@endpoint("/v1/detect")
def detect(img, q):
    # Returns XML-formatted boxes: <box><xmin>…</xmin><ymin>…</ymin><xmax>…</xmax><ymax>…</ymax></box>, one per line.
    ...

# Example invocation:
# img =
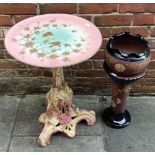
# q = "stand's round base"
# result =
<box><xmin>103</xmin><ymin>107</ymin><xmax>131</xmax><ymax>129</ymax></box>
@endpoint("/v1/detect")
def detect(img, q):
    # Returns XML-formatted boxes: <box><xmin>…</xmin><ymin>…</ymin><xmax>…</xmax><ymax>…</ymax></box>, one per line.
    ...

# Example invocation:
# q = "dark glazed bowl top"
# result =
<box><xmin>106</xmin><ymin>32</ymin><xmax>150</xmax><ymax>61</ymax></box>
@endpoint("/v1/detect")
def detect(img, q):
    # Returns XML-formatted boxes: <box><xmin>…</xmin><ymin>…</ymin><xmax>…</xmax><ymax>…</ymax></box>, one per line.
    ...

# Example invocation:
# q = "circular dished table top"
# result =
<box><xmin>5</xmin><ymin>14</ymin><xmax>102</xmax><ymax>68</ymax></box>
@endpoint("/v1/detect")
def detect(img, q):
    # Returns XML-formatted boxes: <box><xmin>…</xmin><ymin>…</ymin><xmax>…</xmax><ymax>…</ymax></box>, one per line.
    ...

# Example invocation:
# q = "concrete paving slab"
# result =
<box><xmin>0</xmin><ymin>96</ymin><xmax>20</xmax><ymax>151</ymax></box>
<box><xmin>74</xmin><ymin>95</ymin><xmax>105</xmax><ymax>136</ymax></box>
<box><xmin>9</xmin><ymin>135</ymin><xmax>105</xmax><ymax>152</ymax></box>
<box><xmin>104</xmin><ymin>97</ymin><xmax>155</xmax><ymax>152</ymax></box>
<box><xmin>13</xmin><ymin>95</ymin><xmax>45</xmax><ymax>136</ymax></box>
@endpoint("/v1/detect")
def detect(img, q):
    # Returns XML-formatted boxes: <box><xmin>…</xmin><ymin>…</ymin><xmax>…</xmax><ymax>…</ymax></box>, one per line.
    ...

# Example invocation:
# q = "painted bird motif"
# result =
<box><xmin>43</xmin><ymin>32</ymin><xmax>54</xmax><ymax>37</ymax></box>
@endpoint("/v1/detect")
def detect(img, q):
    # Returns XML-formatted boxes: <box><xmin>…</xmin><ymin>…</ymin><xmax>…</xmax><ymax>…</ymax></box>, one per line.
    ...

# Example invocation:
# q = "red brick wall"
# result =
<box><xmin>0</xmin><ymin>3</ymin><xmax>155</xmax><ymax>95</ymax></box>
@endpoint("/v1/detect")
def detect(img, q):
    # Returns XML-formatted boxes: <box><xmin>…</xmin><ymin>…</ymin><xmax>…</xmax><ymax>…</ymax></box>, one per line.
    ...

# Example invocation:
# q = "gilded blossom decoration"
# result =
<box><xmin>14</xmin><ymin>18</ymin><xmax>90</xmax><ymax>62</ymax></box>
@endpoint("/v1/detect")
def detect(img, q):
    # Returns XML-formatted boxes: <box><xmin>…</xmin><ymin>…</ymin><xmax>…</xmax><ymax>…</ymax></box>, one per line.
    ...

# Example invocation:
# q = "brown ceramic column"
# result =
<box><xmin>111</xmin><ymin>82</ymin><xmax>131</xmax><ymax>113</ymax></box>
<box><xmin>103</xmin><ymin>80</ymin><xmax>131</xmax><ymax>129</ymax></box>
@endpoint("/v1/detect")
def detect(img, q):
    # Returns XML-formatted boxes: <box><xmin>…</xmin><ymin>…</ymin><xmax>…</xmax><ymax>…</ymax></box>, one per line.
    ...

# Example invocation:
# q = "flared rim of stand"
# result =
<box><xmin>106</xmin><ymin>32</ymin><xmax>150</xmax><ymax>62</ymax></box>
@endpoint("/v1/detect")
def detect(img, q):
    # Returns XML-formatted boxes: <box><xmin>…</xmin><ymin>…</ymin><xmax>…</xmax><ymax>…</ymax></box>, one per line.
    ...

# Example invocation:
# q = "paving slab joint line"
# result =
<box><xmin>6</xmin><ymin>97</ymin><xmax>21</xmax><ymax>152</ymax></box>
<box><xmin>11</xmin><ymin>135</ymin><xmax>106</xmax><ymax>151</ymax></box>
<box><xmin>100</xmin><ymin>125</ymin><xmax>107</xmax><ymax>152</ymax></box>
<box><xmin>100</xmin><ymin>135</ymin><xmax>107</xmax><ymax>151</ymax></box>
<box><xmin>103</xmin><ymin>135</ymin><xmax>109</xmax><ymax>152</ymax></box>
<box><xmin>13</xmin><ymin>133</ymin><xmax>104</xmax><ymax>138</ymax></box>
<box><xmin>13</xmin><ymin>135</ymin><xmax>39</xmax><ymax>138</ymax></box>
<box><xmin>18</xmin><ymin>94</ymin><xmax>26</xmax><ymax>99</ymax></box>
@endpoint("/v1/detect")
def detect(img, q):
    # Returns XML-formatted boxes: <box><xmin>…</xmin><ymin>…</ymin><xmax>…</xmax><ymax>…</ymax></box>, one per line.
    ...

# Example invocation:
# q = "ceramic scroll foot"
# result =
<box><xmin>38</xmin><ymin>105</ymin><xmax>96</xmax><ymax>147</ymax></box>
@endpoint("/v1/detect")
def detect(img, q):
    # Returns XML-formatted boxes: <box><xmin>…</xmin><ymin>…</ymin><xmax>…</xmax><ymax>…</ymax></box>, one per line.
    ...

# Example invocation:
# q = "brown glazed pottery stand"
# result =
<box><xmin>103</xmin><ymin>32</ymin><xmax>151</xmax><ymax>129</ymax></box>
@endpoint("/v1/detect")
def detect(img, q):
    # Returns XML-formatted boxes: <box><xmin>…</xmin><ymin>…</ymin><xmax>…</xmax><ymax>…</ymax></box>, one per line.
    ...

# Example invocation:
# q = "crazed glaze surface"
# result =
<box><xmin>5</xmin><ymin>14</ymin><xmax>102</xmax><ymax>68</ymax></box>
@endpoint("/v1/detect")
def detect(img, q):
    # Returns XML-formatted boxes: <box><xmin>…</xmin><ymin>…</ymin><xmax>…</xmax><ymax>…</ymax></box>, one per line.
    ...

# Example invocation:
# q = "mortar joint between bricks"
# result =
<box><xmin>92</xmin><ymin>60</ymin><xmax>95</xmax><ymax>69</ymax></box>
<box><xmin>147</xmin><ymin>26</ymin><xmax>152</xmax><ymax>39</ymax></box>
<box><xmin>150</xmin><ymin>49</ymin><xmax>155</xmax><ymax>51</ymax></box>
<box><xmin>77</xmin><ymin>13</ymin><xmax>133</xmax><ymax>17</ymax></box>
<box><xmin>91</xmin><ymin>15</ymin><xmax>95</xmax><ymax>23</ymax></box>
<box><xmin>150</xmin><ymin>26</ymin><xmax>155</xmax><ymax>28</ymax></box>
<box><xmin>129</xmin><ymin>14</ymin><xmax>134</xmax><ymax>27</ymax></box>
<box><xmin>36</xmin><ymin>3</ymin><xmax>40</xmax><ymax>15</ymax></box>
<box><xmin>143</xmin><ymin>12</ymin><xmax>154</xmax><ymax>15</ymax></box>
<box><xmin>76</xmin><ymin>3</ymin><xmax>79</xmax><ymax>14</ymax></box>
<box><xmin>0</xmin><ymin>26</ymin><xmax>11</xmax><ymax>29</ymax></box>
<box><xmin>149</xmin><ymin>37</ymin><xmax>155</xmax><ymax>40</ymax></box>
<box><xmin>117</xmin><ymin>3</ymin><xmax>120</xmax><ymax>13</ymax></box>
<box><xmin>0</xmin><ymin>29</ymin><xmax>4</xmax><ymax>38</ymax></box>
<box><xmin>98</xmin><ymin>25</ymin><xmax>149</xmax><ymax>29</ymax></box>
<box><xmin>73</xmin><ymin>69</ymin><xmax>76</xmax><ymax>77</ymax></box>
<box><xmin>11</xmin><ymin>15</ymin><xmax>16</xmax><ymax>25</ymax></box>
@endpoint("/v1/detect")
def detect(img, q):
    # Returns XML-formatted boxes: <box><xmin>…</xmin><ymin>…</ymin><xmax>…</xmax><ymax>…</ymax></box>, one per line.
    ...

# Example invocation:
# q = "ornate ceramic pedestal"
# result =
<box><xmin>103</xmin><ymin>32</ymin><xmax>151</xmax><ymax>129</ymax></box>
<box><xmin>38</xmin><ymin>67</ymin><xmax>95</xmax><ymax>146</ymax></box>
<box><xmin>5</xmin><ymin>14</ymin><xmax>102</xmax><ymax>146</ymax></box>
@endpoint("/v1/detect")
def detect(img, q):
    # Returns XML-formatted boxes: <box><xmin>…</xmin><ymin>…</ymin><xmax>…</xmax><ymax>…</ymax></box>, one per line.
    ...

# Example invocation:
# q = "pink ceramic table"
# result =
<box><xmin>5</xmin><ymin>14</ymin><xmax>102</xmax><ymax>147</ymax></box>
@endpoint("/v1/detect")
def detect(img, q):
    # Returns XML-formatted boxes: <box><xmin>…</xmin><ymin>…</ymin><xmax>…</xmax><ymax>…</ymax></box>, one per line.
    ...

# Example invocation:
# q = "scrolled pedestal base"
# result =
<box><xmin>38</xmin><ymin>104</ymin><xmax>95</xmax><ymax>147</ymax></box>
<box><xmin>38</xmin><ymin>68</ymin><xmax>96</xmax><ymax>147</ymax></box>
<box><xmin>103</xmin><ymin>107</ymin><xmax>131</xmax><ymax>129</ymax></box>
